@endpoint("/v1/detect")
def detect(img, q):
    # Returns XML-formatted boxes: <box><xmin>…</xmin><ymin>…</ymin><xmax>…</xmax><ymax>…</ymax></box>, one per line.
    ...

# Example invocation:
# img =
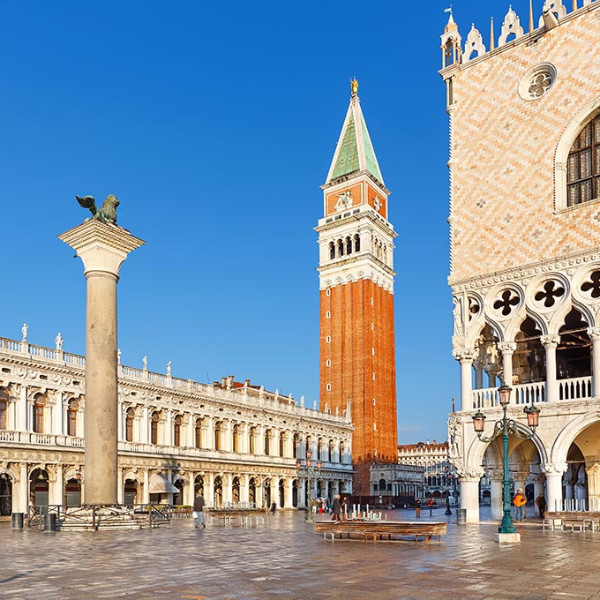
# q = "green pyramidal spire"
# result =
<box><xmin>326</xmin><ymin>79</ymin><xmax>384</xmax><ymax>186</ymax></box>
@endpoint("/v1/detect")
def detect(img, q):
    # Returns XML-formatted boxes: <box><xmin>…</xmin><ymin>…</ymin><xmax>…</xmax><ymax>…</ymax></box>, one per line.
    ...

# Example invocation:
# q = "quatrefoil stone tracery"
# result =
<box><xmin>493</xmin><ymin>290</ymin><xmax>520</xmax><ymax>316</ymax></box>
<box><xmin>581</xmin><ymin>271</ymin><xmax>600</xmax><ymax>299</ymax></box>
<box><xmin>534</xmin><ymin>280</ymin><xmax>565</xmax><ymax>307</ymax></box>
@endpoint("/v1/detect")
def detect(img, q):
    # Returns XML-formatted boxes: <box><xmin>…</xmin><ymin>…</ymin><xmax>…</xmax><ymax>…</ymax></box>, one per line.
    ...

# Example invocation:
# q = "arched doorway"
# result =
<box><xmin>173</xmin><ymin>478</ymin><xmax>184</xmax><ymax>506</ymax></box>
<box><xmin>278</xmin><ymin>479</ymin><xmax>284</xmax><ymax>508</ymax></box>
<box><xmin>65</xmin><ymin>478</ymin><xmax>82</xmax><ymax>507</ymax></box>
<box><xmin>292</xmin><ymin>479</ymin><xmax>298</xmax><ymax>507</ymax></box>
<box><xmin>30</xmin><ymin>468</ymin><xmax>49</xmax><ymax>507</ymax></box>
<box><xmin>248</xmin><ymin>478</ymin><xmax>256</xmax><ymax>507</ymax></box>
<box><xmin>194</xmin><ymin>475</ymin><xmax>204</xmax><ymax>498</ymax></box>
<box><xmin>123</xmin><ymin>479</ymin><xmax>138</xmax><ymax>506</ymax></box>
<box><xmin>263</xmin><ymin>479</ymin><xmax>271</xmax><ymax>508</ymax></box>
<box><xmin>0</xmin><ymin>472</ymin><xmax>12</xmax><ymax>515</ymax></box>
<box><xmin>232</xmin><ymin>477</ymin><xmax>240</xmax><ymax>504</ymax></box>
<box><xmin>214</xmin><ymin>476</ymin><xmax>223</xmax><ymax>508</ymax></box>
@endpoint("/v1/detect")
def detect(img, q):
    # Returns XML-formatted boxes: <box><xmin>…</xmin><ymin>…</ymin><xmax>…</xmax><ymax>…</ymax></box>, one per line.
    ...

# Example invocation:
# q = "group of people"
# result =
<box><xmin>512</xmin><ymin>489</ymin><xmax>547</xmax><ymax>521</ymax></box>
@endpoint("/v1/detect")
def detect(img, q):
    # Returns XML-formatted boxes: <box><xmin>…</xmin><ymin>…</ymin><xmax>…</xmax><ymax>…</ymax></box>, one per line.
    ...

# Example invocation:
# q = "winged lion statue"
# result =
<box><xmin>76</xmin><ymin>194</ymin><xmax>120</xmax><ymax>225</ymax></box>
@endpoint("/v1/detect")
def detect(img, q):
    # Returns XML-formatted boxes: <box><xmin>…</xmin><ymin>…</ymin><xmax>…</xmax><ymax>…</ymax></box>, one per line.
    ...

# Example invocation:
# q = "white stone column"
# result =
<box><xmin>256</xmin><ymin>479</ymin><xmax>264</xmax><ymax>508</ymax></box>
<box><xmin>142</xmin><ymin>469</ymin><xmax>150</xmax><ymax>504</ymax></box>
<box><xmin>223</xmin><ymin>420</ymin><xmax>233</xmax><ymax>453</ymax></box>
<box><xmin>53</xmin><ymin>392</ymin><xmax>64</xmax><ymax>435</ymax></box>
<box><xmin>140</xmin><ymin>406</ymin><xmax>149</xmax><ymax>444</ymax></box>
<box><xmin>186</xmin><ymin>414</ymin><xmax>195</xmax><ymax>448</ymax></box>
<box><xmin>240</xmin><ymin>475</ymin><xmax>249</xmax><ymax>504</ymax></box>
<box><xmin>453</xmin><ymin>349</ymin><xmax>476</xmax><ymax>412</ymax></box>
<box><xmin>299</xmin><ymin>478</ymin><xmax>306</xmax><ymax>508</ymax></box>
<box><xmin>51</xmin><ymin>465</ymin><xmax>64</xmax><ymax>507</ymax></box>
<box><xmin>490</xmin><ymin>475</ymin><xmax>503</xmax><ymax>520</ymax></box>
<box><xmin>184</xmin><ymin>472</ymin><xmax>195</xmax><ymax>506</ymax></box>
<box><xmin>117</xmin><ymin>468</ymin><xmax>124</xmax><ymax>504</ymax></box>
<box><xmin>544</xmin><ymin>463</ymin><xmax>567</xmax><ymax>512</ymax></box>
<box><xmin>223</xmin><ymin>473</ymin><xmax>232</xmax><ymax>506</ymax></box>
<box><xmin>207</xmin><ymin>473</ymin><xmax>215</xmax><ymax>508</ymax></box>
<box><xmin>164</xmin><ymin>410</ymin><xmax>173</xmax><ymax>447</ymax></box>
<box><xmin>17</xmin><ymin>385</ymin><xmax>27</xmax><ymax>431</ymax></box>
<box><xmin>498</xmin><ymin>342</ymin><xmax>517</xmax><ymax>390</ymax></box>
<box><xmin>541</xmin><ymin>334</ymin><xmax>560</xmax><ymax>403</ymax></box>
<box><xmin>586</xmin><ymin>464</ymin><xmax>600</xmax><ymax>510</ymax></box>
<box><xmin>270</xmin><ymin>478</ymin><xmax>278</xmax><ymax>508</ymax></box>
<box><xmin>458</xmin><ymin>469</ymin><xmax>484</xmax><ymax>523</ymax></box>
<box><xmin>588</xmin><ymin>328</ymin><xmax>600</xmax><ymax>398</ymax></box>
<box><xmin>205</xmin><ymin>417</ymin><xmax>215</xmax><ymax>450</ymax></box>
<box><xmin>284</xmin><ymin>477</ymin><xmax>293</xmax><ymax>508</ymax></box>
<box><xmin>18</xmin><ymin>463</ymin><xmax>29</xmax><ymax>513</ymax></box>
<box><xmin>59</xmin><ymin>220</ymin><xmax>144</xmax><ymax>505</ymax></box>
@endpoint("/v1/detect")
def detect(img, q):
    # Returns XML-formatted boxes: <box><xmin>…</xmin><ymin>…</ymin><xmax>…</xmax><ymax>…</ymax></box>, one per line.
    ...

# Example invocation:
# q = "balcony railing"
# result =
<box><xmin>471</xmin><ymin>376</ymin><xmax>592</xmax><ymax>410</ymax></box>
<box><xmin>0</xmin><ymin>431</ymin><xmax>85</xmax><ymax>447</ymax></box>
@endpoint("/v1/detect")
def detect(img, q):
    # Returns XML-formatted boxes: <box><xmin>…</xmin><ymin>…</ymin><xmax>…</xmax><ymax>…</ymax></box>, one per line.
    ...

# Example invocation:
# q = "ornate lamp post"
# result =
<box><xmin>472</xmin><ymin>383</ymin><xmax>540</xmax><ymax>542</ymax></box>
<box><xmin>296</xmin><ymin>450</ymin><xmax>322</xmax><ymax>523</ymax></box>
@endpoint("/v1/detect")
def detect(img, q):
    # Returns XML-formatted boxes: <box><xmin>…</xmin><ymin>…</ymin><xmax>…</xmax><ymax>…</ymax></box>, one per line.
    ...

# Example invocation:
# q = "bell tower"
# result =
<box><xmin>316</xmin><ymin>80</ymin><xmax>398</xmax><ymax>493</ymax></box>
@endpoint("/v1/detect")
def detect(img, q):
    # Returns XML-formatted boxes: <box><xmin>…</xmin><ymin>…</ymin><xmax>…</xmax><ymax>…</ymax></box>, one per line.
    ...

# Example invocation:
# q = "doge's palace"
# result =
<box><xmin>0</xmin><ymin>332</ymin><xmax>353</xmax><ymax>516</ymax></box>
<box><xmin>442</xmin><ymin>1</ymin><xmax>600</xmax><ymax>522</ymax></box>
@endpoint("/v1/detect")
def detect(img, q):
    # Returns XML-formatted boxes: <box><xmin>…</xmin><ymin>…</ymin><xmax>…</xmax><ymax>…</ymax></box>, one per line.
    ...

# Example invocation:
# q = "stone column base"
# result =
<box><xmin>496</xmin><ymin>532</ymin><xmax>521</xmax><ymax>544</ymax></box>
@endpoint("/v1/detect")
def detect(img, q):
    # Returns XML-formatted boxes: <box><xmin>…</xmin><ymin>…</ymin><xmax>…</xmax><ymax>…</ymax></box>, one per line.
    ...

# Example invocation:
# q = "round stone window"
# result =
<box><xmin>518</xmin><ymin>63</ymin><xmax>557</xmax><ymax>101</ymax></box>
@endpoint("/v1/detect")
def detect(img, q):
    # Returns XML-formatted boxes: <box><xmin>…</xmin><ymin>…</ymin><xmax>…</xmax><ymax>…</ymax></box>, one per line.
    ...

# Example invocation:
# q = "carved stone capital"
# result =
<box><xmin>456</xmin><ymin>467</ymin><xmax>484</xmax><ymax>480</ymax></box>
<box><xmin>497</xmin><ymin>342</ymin><xmax>517</xmax><ymax>354</ymax></box>
<box><xmin>542</xmin><ymin>462</ymin><xmax>568</xmax><ymax>475</ymax></box>
<box><xmin>453</xmin><ymin>348</ymin><xmax>477</xmax><ymax>363</ymax></box>
<box><xmin>541</xmin><ymin>334</ymin><xmax>561</xmax><ymax>349</ymax></box>
<box><xmin>587</xmin><ymin>327</ymin><xmax>600</xmax><ymax>342</ymax></box>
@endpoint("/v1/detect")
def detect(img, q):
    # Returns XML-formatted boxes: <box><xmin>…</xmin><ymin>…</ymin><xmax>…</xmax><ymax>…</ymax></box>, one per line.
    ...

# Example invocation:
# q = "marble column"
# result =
<box><xmin>544</xmin><ymin>463</ymin><xmax>567</xmax><ymax>513</ymax></box>
<box><xmin>490</xmin><ymin>475</ymin><xmax>503</xmax><ymax>520</ymax></box>
<box><xmin>207</xmin><ymin>473</ymin><xmax>215</xmax><ymax>508</ymax></box>
<box><xmin>458</xmin><ymin>469</ymin><xmax>484</xmax><ymax>523</ymax></box>
<box><xmin>240</xmin><ymin>475</ymin><xmax>249</xmax><ymax>504</ymax></box>
<box><xmin>586</xmin><ymin>463</ymin><xmax>600</xmax><ymax>511</ymax></box>
<box><xmin>453</xmin><ymin>349</ymin><xmax>476</xmax><ymax>412</ymax></box>
<box><xmin>117</xmin><ymin>468</ymin><xmax>124</xmax><ymax>504</ymax></box>
<box><xmin>498</xmin><ymin>342</ymin><xmax>517</xmax><ymax>389</ymax></box>
<box><xmin>541</xmin><ymin>334</ymin><xmax>560</xmax><ymax>403</ymax></box>
<box><xmin>588</xmin><ymin>328</ymin><xmax>600</xmax><ymax>398</ymax></box>
<box><xmin>51</xmin><ymin>465</ymin><xmax>64</xmax><ymax>507</ymax></box>
<box><xmin>59</xmin><ymin>220</ymin><xmax>144</xmax><ymax>505</ymax></box>
<box><xmin>18</xmin><ymin>463</ymin><xmax>28</xmax><ymax>513</ymax></box>
<box><xmin>284</xmin><ymin>477</ymin><xmax>293</xmax><ymax>508</ymax></box>
<box><xmin>142</xmin><ymin>469</ymin><xmax>150</xmax><ymax>504</ymax></box>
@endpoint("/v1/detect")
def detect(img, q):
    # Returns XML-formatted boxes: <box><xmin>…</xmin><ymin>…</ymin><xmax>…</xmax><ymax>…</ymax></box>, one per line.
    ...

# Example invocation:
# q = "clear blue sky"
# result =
<box><xmin>0</xmin><ymin>1</ymin><xmax>536</xmax><ymax>442</ymax></box>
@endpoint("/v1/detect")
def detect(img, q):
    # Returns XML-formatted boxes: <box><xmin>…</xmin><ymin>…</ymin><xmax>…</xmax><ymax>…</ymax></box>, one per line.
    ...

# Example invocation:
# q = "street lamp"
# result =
<box><xmin>296</xmin><ymin>450</ymin><xmax>322</xmax><ymax>523</ymax></box>
<box><xmin>472</xmin><ymin>383</ymin><xmax>540</xmax><ymax>540</ymax></box>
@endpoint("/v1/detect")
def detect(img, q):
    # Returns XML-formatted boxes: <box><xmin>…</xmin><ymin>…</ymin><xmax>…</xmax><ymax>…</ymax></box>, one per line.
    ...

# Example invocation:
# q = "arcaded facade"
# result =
<box><xmin>443</xmin><ymin>1</ymin><xmax>600</xmax><ymax>522</ymax></box>
<box><xmin>0</xmin><ymin>333</ymin><xmax>353</xmax><ymax>516</ymax></box>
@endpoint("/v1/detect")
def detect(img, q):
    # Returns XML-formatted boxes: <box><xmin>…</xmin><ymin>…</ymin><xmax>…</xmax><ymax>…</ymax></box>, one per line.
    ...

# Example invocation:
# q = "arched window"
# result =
<box><xmin>306</xmin><ymin>436</ymin><xmax>312</xmax><ymax>458</ymax></box>
<box><xmin>279</xmin><ymin>432</ymin><xmax>285</xmax><ymax>457</ymax></box>
<box><xmin>249</xmin><ymin>426</ymin><xmax>256</xmax><ymax>454</ymax></box>
<box><xmin>0</xmin><ymin>388</ymin><xmax>8</xmax><ymax>430</ymax></box>
<box><xmin>337</xmin><ymin>239</ymin><xmax>343</xmax><ymax>257</ymax></box>
<box><xmin>214</xmin><ymin>421</ymin><xmax>222</xmax><ymax>451</ymax></box>
<box><xmin>126</xmin><ymin>408</ymin><xmax>135</xmax><ymax>442</ymax></box>
<box><xmin>317</xmin><ymin>437</ymin><xmax>324</xmax><ymax>461</ymax></box>
<box><xmin>293</xmin><ymin>433</ymin><xmax>299</xmax><ymax>459</ymax></box>
<box><xmin>339</xmin><ymin>441</ymin><xmax>345</xmax><ymax>463</ymax></box>
<box><xmin>33</xmin><ymin>394</ymin><xmax>46</xmax><ymax>434</ymax></box>
<box><xmin>354</xmin><ymin>234</ymin><xmax>360</xmax><ymax>253</ymax></box>
<box><xmin>195</xmin><ymin>418</ymin><xmax>203</xmax><ymax>448</ymax></box>
<box><xmin>329</xmin><ymin>439</ymin><xmax>334</xmax><ymax>462</ymax></box>
<box><xmin>265</xmin><ymin>429</ymin><xmax>271</xmax><ymax>455</ymax></box>
<box><xmin>329</xmin><ymin>242</ymin><xmax>335</xmax><ymax>260</ymax></box>
<box><xmin>567</xmin><ymin>113</ymin><xmax>600</xmax><ymax>207</ymax></box>
<box><xmin>233</xmin><ymin>423</ymin><xmax>240</xmax><ymax>453</ymax></box>
<box><xmin>173</xmin><ymin>415</ymin><xmax>182</xmax><ymax>447</ymax></box>
<box><xmin>67</xmin><ymin>400</ymin><xmax>78</xmax><ymax>437</ymax></box>
<box><xmin>345</xmin><ymin>236</ymin><xmax>352</xmax><ymax>255</ymax></box>
<box><xmin>151</xmin><ymin>411</ymin><xmax>160</xmax><ymax>445</ymax></box>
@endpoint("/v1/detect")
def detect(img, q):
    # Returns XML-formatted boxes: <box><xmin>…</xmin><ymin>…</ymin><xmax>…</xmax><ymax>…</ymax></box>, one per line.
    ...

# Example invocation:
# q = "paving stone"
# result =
<box><xmin>1</xmin><ymin>510</ymin><xmax>600</xmax><ymax>599</ymax></box>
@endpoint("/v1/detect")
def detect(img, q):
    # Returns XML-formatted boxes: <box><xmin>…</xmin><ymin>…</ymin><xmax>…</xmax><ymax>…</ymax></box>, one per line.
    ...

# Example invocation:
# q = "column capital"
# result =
<box><xmin>542</xmin><ymin>462</ymin><xmax>568</xmax><ymax>475</ymax></box>
<box><xmin>59</xmin><ymin>220</ymin><xmax>145</xmax><ymax>278</ymax></box>
<box><xmin>541</xmin><ymin>334</ymin><xmax>561</xmax><ymax>349</ymax></box>
<box><xmin>497</xmin><ymin>342</ymin><xmax>517</xmax><ymax>354</ymax></box>
<box><xmin>456</xmin><ymin>467</ymin><xmax>484</xmax><ymax>481</ymax></box>
<box><xmin>588</xmin><ymin>327</ymin><xmax>600</xmax><ymax>342</ymax></box>
<box><xmin>453</xmin><ymin>348</ymin><xmax>477</xmax><ymax>362</ymax></box>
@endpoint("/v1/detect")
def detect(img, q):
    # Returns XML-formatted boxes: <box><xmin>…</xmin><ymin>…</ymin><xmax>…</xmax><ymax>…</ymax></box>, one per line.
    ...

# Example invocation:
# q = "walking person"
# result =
<box><xmin>535</xmin><ymin>493</ymin><xmax>547</xmax><ymax>519</ymax></box>
<box><xmin>513</xmin><ymin>488</ymin><xmax>527</xmax><ymax>522</ymax></box>
<box><xmin>415</xmin><ymin>498</ymin><xmax>421</xmax><ymax>518</ymax></box>
<box><xmin>332</xmin><ymin>494</ymin><xmax>342</xmax><ymax>521</ymax></box>
<box><xmin>193</xmin><ymin>492</ymin><xmax>206</xmax><ymax>528</ymax></box>
<box><xmin>427</xmin><ymin>497</ymin><xmax>434</xmax><ymax>517</ymax></box>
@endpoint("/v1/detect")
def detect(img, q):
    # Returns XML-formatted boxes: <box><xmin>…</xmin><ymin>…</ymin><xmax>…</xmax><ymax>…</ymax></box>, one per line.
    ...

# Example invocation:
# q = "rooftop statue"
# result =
<box><xmin>350</xmin><ymin>78</ymin><xmax>359</xmax><ymax>96</ymax></box>
<box><xmin>76</xmin><ymin>194</ymin><xmax>120</xmax><ymax>225</ymax></box>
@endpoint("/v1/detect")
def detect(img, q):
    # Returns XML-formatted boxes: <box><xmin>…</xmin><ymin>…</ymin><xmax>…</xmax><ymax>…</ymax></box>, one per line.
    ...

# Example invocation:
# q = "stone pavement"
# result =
<box><xmin>1</xmin><ymin>508</ymin><xmax>600</xmax><ymax>600</ymax></box>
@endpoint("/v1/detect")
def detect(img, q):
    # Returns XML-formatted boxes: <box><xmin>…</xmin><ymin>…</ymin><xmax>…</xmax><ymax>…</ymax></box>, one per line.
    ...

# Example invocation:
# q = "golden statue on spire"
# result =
<box><xmin>350</xmin><ymin>78</ymin><xmax>359</xmax><ymax>96</ymax></box>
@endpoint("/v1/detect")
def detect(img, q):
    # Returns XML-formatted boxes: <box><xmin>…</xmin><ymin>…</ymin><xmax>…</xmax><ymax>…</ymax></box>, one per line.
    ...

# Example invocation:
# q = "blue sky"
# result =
<box><xmin>0</xmin><ymin>1</ymin><xmax>539</xmax><ymax>442</ymax></box>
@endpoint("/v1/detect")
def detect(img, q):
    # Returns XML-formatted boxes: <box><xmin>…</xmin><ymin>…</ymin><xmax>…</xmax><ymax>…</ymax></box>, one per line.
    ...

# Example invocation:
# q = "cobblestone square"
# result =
<box><xmin>2</xmin><ymin>510</ymin><xmax>600</xmax><ymax>600</ymax></box>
